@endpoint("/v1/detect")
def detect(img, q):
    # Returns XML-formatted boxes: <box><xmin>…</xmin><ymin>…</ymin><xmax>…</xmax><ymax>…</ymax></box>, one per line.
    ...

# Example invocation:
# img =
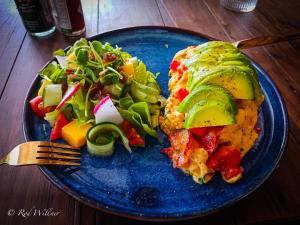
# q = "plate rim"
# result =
<box><xmin>22</xmin><ymin>25</ymin><xmax>289</xmax><ymax>221</ymax></box>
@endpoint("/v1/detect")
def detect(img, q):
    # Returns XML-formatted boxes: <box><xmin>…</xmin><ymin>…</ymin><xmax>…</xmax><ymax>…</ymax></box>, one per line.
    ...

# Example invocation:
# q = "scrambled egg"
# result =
<box><xmin>160</xmin><ymin>47</ymin><xmax>195</xmax><ymax>134</ymax></box>
<box><xmin>181</xmin><ymin>148</ymin><xmax>213</xmax><ymax>184</ymax></box>
<box><xmin>219</xmin><ymin>98</ymin><xmax>263</xmax><ymax>156</ymax></box>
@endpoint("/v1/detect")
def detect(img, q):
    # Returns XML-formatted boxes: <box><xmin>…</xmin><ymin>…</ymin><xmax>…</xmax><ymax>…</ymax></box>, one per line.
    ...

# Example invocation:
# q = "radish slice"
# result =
<box><xmin>56</xmin><ymin>83</ymin><xmax>81</xmax><ymax>110</ymax></box>
<box><xmin>94</xmin><ymin>96</ymin><xmax>124</xmax><ymax>125</ymax></box>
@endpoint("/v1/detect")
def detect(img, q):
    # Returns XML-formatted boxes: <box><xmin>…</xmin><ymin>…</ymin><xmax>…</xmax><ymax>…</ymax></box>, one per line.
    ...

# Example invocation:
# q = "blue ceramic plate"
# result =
<box><xmin>23</xmin><ymin>27</ymin><xmax>288</xmax><ymax>220</ymax></box>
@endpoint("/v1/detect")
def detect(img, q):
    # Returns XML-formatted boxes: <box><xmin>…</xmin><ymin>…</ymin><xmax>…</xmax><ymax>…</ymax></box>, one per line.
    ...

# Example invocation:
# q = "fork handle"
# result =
<box><xmin>233</xmin><ymin>33</ymin><xmax>300</xmax><ymax>49</ymax></box>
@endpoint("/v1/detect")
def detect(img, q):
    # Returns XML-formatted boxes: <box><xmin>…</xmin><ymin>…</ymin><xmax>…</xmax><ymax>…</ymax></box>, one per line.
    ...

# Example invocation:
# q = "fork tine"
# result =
<box><xmin>36</xmin><ymin>153</ymin><xmax>81</xmax><ymax>160</ymax></box>
<box><xmin>36</xmin><ymin>159</ymin><xmax>81</xmax><ymax>166</ymax></box>
<box><xmin>37</xmin><ymin>141</ymin><xmax>80</xmax><ymax>150</ymax></box>
<box><xmin>38</xmin><ymin>147</ymin><xmax>81</xmax><ymax>155</ymax></box>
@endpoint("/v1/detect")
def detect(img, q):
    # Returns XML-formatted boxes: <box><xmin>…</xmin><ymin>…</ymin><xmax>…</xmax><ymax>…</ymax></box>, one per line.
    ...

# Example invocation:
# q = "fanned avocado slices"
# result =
<box><xmin>184</xmin><ymin>41</ymin><xmax>262</xmax><ymax>100</ymax></box>
<box><xmin>177</xmin><ymin>84</ymin><xmax>237</xmax><ymax>114</ymax></box>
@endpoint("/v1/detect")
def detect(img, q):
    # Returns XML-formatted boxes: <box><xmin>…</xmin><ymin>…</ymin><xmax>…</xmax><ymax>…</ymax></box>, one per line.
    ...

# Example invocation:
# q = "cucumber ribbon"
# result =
<box><xmin>86</xmin><ymin>122</ymin><xmax>131</xmax><ymax>156</ymax></box>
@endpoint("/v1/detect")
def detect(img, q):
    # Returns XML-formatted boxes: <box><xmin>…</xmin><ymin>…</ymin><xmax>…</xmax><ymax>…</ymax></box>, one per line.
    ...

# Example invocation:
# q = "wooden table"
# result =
<box><xmin>0</xmin><ymin>0</ymin><xmax>299</xmax><ymax>224</ymax></box>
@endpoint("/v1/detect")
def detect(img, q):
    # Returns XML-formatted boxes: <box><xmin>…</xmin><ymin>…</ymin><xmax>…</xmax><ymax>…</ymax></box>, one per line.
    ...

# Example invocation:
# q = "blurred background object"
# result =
<box><xmin>220</xmin><ymin>0</ymin><xmax>258</xmax><ymax>12</ymax></box>
<box><xmin>14</xmin><ymin>0</ymin><xmax>55</xmax><ymax>37</ymax></box>
<box><xmin>50</xmin><ymin>0</ymin><xmax>86</xmax><ymax>36</ymax></box>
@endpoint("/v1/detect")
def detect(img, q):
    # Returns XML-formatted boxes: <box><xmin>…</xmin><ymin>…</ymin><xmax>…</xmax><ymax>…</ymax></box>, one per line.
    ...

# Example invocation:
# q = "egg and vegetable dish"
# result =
<box><xmin>29</xmin><ymin>39</ymin><xmax>263</xmax><ymax>184</ymax></box>
<box><xmin>159</xmin><ymin>41</ymin><xmax>264</xmax><ymax>184</ymax></box>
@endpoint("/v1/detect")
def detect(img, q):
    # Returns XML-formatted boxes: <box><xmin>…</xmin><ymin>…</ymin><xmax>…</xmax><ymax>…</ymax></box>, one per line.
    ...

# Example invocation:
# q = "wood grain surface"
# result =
<box><xmin>0</xmin><ymin>0</ymin><xmax>299</xmax><ymax>225</ymax></box>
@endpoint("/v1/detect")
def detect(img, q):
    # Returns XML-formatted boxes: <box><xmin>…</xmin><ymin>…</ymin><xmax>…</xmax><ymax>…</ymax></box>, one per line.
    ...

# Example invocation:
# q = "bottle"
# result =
<box><xmin>14</xmin><ymin>0</ymin><xmax>56</xmax><ymax>37</ymax></box>
<box><xmin>51</xmin><ymin>0</ymin><xmax>86</xmax><ymax>36</ymax></box>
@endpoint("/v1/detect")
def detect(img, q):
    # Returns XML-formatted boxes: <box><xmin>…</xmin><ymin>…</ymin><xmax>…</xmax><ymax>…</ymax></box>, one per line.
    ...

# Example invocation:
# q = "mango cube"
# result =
<box><xmin>62</xmin><ymin>120</ymin><xmax>92</xmax><ymax>148</ymax></box>
<box><xmin>122</xmin><ymin>61</ymin><xmax>135</xmax><ymax>76</ymax></box>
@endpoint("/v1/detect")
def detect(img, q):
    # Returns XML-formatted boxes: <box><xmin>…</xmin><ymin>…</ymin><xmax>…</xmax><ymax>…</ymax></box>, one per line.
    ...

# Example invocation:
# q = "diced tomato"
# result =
<box><xmin>66</xmin><ymin>69</ymin><xmax>74</xmax><ymax>74</ymax></box>
<box><xmin>178</xmin><ymin>64</ymin><xmax>188</xmax><ymax>75</ymax></box>
<box><xmin>200</xmin><ymin>131</ymin><xmax>218</xmax><ymax>154</ymax></box>
<box><xmin>174</xmin><ymin>88</ymin><xmax>189</xmax><ymax>102</ymax></box>
<box><xmin>170</xmin><ymin>60</ymin><xmax>180</xmax><ymax>71</ymax></box>
<box><xmin>161</xmin><ymin>147</ymin><xmax>174</xmax><ymax>158</ymax></box>
<box><xmin>129</xmin><ymin>137</ymin><xmax>145</xmax><ymax>146</ymax></box>
<box><xmin>206</xmin><ymin>146</ymin><xmax>241</xmax><ymax>170</ymax></box>
<box><xmin>121</xmin><ymin>120</ymin><xmax>131</xmax><ymax>132</ymax></box>
<box><xmin>206</xmin><ymin>146</ymin><xmax>242</xmax><ymax>180</ymax></box>
<box><xmin>128</xmin><ymin>128</ymin><xmax>136</xmax><ymax>139</ymax></box>
<box><xmin>50</xmin><ymin>113</ymin><xmax>69</xmax><ymax>141</ymax></box>
<box><xmin>190</xmin><ymin>127</ymin><xmax>208</xmax><ymax>137</ymax></box>
<box><xmin>187</xmin><ymin>133</ymin><xmax>200</xmax><ymax>150</ymax></box>
<box><xmin>29</xmin><ymin>96</ymin><xmax>46</xmax><ymax>118</ymax></box>
<box><xmin>121</xmin><ymin>120</ymin><xmax>145</xmax><ymax>147</ymax></box>
<box><xmin>222</xmin><ymin>167</ymin><xmax>243</xmax><ymax>181</ymax></box>
<box><xmin>255</xmin><ymin>127</ymin><xmax>261</xmax><ymax>134</ymax></box>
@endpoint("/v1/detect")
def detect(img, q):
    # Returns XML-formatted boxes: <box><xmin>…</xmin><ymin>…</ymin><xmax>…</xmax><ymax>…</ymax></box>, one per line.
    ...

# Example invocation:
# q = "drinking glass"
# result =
<box><xmin>220</xmin><ymin>0</ymin><xmax>258</xmax><ymax>12</ymax></box>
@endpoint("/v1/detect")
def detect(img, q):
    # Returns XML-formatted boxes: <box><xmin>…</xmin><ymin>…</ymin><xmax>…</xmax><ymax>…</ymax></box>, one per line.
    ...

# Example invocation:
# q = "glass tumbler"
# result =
<box><xmin>220</xmin><ymin>0</ymin><xmax>258</xmax><ymax>12</ymax></box>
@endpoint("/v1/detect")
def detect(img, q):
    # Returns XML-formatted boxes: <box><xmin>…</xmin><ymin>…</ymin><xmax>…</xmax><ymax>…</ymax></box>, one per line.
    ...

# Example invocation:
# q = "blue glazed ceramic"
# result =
<box><xmin>23</xmin><ymin>27</ymin><xmax>288</xmax><ymax>220</ymax></box>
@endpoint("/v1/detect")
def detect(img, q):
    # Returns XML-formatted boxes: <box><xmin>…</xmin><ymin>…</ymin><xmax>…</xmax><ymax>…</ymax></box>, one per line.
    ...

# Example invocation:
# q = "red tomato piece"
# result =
<box><xmin>178</xmin><ymin>64</ymin><xmax>188</xmax><ymax>75</ymax></box>
<box><xmin>161</xmin><ymin>147</ymin><xmax>174</xmax><ymax>159</ymax></box>
<box><xmin>121</xmin><ymin>120</ymin><xmax>145</xmax><ymax>147</ymax></box>
<box><xmin>222</xmin><ymin>167</ymin><xmax>243</xmax><ymax>181</ymax></box>
<box><xmin>29</xmin><ymin>96</ymin><xmax>45</xmax><ymax>118</ymax></box>
<box><xmin>121</xmin><ymin>120</ymin><xmax>131</xmax><ymax>132</ymax></box>
<box><xmin>255</xmin><ymin>127</ymin><xmax>261</xmax><ymax>134</ymax></box>
<box><xmin>129</xmin><ymin>137</ymin><xmax>145</xmax><ymax>146</ymax></box>
<box><xmin>66</xmin><ymin>69</ymin><xmax>74</xmax><ymax>74</ymax></box>
<box><xmin>50</xmin><ymin>113</ymin><xmax>69</xmax><ymax>141</ymax></box>
<box><xmin>190</xmin><ymin>127</ymin><xmax>208</xmax><ymax>137</ymax></box>
<box><xmin>170</xmin><ymin>60</ymin><xmax>180</xmax><ymax>71</ymax></box>
<box><xmin>206</xmin><ymin>146</ymin><xmax>242</xmax><ymax>180</ymax></box>
<box><xmin>174</xmin><ymin>88</ymin><xmax>189</xmax><ymax>102</ymax></box>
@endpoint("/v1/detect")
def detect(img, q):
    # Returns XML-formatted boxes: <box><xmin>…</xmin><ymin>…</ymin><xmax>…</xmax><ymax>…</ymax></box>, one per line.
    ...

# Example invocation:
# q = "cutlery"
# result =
<box><xmin>0</xmin><ymin>141</ymin><xmax>80</xmax><ymax>166</ymax></box>
<box><xmin>233</xmin><ymin>33</ymin><xmax>300</xmax><ymax>49</ymax></box>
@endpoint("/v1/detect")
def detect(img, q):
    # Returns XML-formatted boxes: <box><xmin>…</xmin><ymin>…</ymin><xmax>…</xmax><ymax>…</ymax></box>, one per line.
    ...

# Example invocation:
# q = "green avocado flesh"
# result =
<box><xmin>177</xmin><ymin>84</ymin><xmax>237</xmax><ymax>114</ymax></box>
<box><xmin>196</xmin><ymin>67</ymin><xmax>255</xmax><ymax>100</ymax></box>
<box><xmin>175</xmin><ymin>41</ymin><xmax>265</xmax><ymax>128</ymax></box>
<box><xmin>184</xmin><ymin>100</ymin><xmax>236</xmax><ymax>128</ymax></box>
<box><xmin>184</xmin><ymin>41</ymin><xmax>261</xmax><ymax>100</ymax></box>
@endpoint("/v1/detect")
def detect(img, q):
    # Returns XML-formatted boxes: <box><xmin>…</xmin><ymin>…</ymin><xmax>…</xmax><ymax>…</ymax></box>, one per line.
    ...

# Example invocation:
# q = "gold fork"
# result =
<box><xmin>0</xmin><ymin>141</ymin><xmax>81</xmax><ymax>166</ymax></box>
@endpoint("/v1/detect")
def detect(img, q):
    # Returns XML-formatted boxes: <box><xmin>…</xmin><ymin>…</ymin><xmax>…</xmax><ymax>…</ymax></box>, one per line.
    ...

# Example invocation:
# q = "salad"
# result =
<box><xmin>159</xmin><ymin>41</ymin><xmax>264</xmax><ymax>184</ymax></box>
<box><xmin>29</xmin><ymin>38</ymin><xmax>165</xmax><ymax>156</ymax></box>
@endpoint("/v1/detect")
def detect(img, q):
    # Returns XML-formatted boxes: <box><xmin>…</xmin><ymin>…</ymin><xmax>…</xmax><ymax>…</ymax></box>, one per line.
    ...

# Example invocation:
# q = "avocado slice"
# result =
<box><xmin>192</xmin><ymin>67</ymin><xmax>254</xmax><ymax>99</ymax></box>
<box><xmin>195</xmin><ymin>41</ymin><xmax>237</xmax><ymax>54</ymax></box>
<box><xmin>177</xmin><ymin>84</ymin><xmax>237</xmax><ymax>114</ymax></box>
<box><xmin>184</xmin><ymin>100</ymin><xmax>236</xmax><ymax>128</ymax></box>
<box><xmin>219</xmin><ymin>63</ymin><xmax>262</xmax><ymax>98</ymax></box>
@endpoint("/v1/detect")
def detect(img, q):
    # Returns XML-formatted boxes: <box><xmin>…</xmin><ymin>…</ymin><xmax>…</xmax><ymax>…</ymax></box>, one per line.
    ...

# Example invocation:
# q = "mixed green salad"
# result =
<box><xmin>29</xmin><ymin>38</ymin><xmax>165</xmax><ymax>156</ymax></box>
